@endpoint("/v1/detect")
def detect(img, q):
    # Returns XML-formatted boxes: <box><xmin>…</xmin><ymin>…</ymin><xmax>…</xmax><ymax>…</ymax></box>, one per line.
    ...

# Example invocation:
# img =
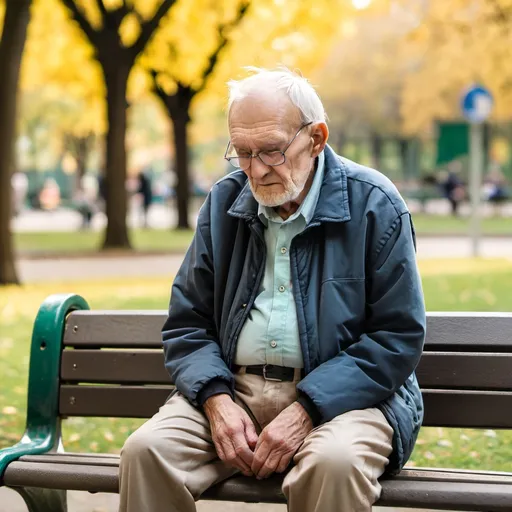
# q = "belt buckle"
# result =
<box><xmin>263</xmin><ymin>364</ymin><xmax>281</xmax><ymax>382</ymax></box>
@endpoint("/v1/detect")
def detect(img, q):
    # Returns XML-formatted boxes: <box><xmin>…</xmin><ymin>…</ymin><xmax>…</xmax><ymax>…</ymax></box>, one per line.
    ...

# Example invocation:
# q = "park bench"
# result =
<box><xmin>1</xmin><ymin>294</ymin><xmax>512</xmax><ymax>511</ymax></box>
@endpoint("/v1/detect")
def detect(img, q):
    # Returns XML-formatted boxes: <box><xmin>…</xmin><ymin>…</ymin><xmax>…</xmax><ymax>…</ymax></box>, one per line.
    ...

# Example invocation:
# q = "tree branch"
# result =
<box><xmin>61</xmin><ymin>0</ymin><xmax>98</xmax><ymax>45</ymax></box>
<box><xmin>130</xmin><ymin>0</ymin><xmax>177</xmax><ymax>59</ymax></box>
<box><xmin>94</xmin><ymin>0</ymin><xmax>108</xmax><ymax>21</ymax></box>
<box><xmin>194</xmin><ymin>0</ymin><xmax>250</xmax><ymax>95</ymax></box>
<box><xmin>149</xmin><ymin>69</ymin><xmax>171</xmax><ymax>104</ymax></box>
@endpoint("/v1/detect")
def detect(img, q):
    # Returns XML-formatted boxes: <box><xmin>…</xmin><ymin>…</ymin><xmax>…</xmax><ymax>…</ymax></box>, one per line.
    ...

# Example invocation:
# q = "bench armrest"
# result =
<box><xmin>0</xmin><ymin>294</ymin><xmax>89</xmax><ymax>481</ymax></box>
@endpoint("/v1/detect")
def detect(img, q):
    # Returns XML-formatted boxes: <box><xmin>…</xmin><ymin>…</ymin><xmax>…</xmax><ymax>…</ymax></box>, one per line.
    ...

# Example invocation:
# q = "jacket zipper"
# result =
<box><xmin>226</xmin><ymin>222</ymin><xmax>266</xmax><ymax>367</ymax></box>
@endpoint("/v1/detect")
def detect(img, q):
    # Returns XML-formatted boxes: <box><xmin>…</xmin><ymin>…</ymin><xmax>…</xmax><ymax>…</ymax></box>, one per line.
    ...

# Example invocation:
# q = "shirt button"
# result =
<box><xmin>278</xmin><ymin>285</ymin><xmax>285</xmax><ymax>292</ymax></box>
<box><xmin>280</xmin><ymin>247</ymin><xmax>287</xmax><ymax>254</ymax></box>
<box><xmin>270</xmin><ymin>340</ymin><xmax>277</xmax><ymax>348</ymax></box>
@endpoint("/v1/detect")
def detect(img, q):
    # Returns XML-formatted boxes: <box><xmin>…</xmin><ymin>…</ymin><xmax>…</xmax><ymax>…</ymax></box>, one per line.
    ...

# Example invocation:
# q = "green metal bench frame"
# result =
<box><xmin>0</xmin><ymin>295</ymin><xmax>88</xmax><ymax>511</ymax></box>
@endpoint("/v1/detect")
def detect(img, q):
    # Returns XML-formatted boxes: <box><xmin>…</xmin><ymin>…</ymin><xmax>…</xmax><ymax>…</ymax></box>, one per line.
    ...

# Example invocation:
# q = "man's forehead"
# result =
<box><xmin>228</xmin><ymin>92</ymin><xmax>301</xmax><ymax>133</ymax></box>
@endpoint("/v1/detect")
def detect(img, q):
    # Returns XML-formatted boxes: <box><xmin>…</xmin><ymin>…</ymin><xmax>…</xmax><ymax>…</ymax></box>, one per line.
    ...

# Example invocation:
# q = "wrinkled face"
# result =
<box><xmin>228</xmin><ymin>92</ymin><xmax>315</xmax><ymax>207</ymax></box>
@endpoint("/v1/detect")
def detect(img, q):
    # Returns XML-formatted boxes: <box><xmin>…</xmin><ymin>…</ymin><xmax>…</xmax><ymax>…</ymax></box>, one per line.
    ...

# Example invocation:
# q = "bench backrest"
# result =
<box><xmin>58</xmin><ymin>310</ymin><xmax>512</xmax><ymax>428</ymax></box>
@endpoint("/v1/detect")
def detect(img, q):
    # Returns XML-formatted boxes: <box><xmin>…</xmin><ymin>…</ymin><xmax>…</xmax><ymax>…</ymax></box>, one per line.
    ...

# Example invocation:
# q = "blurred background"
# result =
<box><xmin>1</xmin><ymin>0</ymin><xmax>512</xmax><ymax>510</ymax></box>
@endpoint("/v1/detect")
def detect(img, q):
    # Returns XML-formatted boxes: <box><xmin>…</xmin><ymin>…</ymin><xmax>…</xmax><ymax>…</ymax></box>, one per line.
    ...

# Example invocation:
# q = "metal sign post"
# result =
<box><xmin>469</xmin><ymin>123</ymin><xmax>484</xmax><ymax>257</ymax></box>
<box><xmin>461</xmin><ymin>85</ymin><xmax>493</xmax><ymax>257</ymax></box>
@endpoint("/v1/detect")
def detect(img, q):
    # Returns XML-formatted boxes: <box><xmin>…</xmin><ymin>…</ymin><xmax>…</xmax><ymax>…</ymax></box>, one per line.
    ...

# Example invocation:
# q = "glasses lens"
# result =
<box><xmin>227</xmin><ymin>157</ymin><xmax>252</xmax><ymax>170</ymax></box>
<box><xmin>259</xmin><ymin>151</ymin><xmax>285</xmax><ymax>166</ymax></box>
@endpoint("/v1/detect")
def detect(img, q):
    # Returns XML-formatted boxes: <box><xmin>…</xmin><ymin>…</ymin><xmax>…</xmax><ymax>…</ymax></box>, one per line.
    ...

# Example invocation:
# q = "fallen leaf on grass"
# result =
<box><xmin>0</xmin><ymin>338</ymin><xmax>13</xmax><ymax>350</ymax></box>
<box><xmin>103</xmin><ymin>431</ymin><xmax>114</xmax><ymax>442</ymax></box>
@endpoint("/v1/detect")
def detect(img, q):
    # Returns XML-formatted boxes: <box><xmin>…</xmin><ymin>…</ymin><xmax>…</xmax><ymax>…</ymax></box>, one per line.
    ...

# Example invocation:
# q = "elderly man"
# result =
<box><xmin>119</xmin><ymin>67</ymin><xmax>426</xmax><ymax>512</ymax></box>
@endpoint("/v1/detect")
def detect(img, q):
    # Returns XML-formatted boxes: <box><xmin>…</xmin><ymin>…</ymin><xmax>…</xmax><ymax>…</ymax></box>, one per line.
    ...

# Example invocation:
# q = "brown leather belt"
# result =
<box><xmin>241</xmin><ymin>364</ymin><xmax>302</xmax><ymax>382</ymax></box>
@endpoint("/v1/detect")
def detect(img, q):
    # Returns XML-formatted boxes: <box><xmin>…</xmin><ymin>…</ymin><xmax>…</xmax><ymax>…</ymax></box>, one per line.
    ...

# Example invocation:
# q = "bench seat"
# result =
<box><xmin>5</xmin><ymin>453</ymin><xmax>512</xmax><ymax>511</ymax></box>
<box><xmin>2</xmin><ymin>295</ymin><xmax>512</xmax><ymax>512</ymax></box>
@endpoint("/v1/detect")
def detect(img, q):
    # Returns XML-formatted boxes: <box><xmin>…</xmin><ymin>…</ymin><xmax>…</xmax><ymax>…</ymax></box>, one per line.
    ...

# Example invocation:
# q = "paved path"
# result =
<box><xmin>16</xmin><ymin>236</ymin><xmax>512</xmax><ymax>283</ymax></box>
<box><xmin>11</xmin><ymin>200</ymin><xmax>512</xmax><ymax>233</ymax></box>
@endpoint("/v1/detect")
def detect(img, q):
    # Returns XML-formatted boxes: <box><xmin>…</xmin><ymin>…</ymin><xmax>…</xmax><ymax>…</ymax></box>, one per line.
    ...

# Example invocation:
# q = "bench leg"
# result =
<box><xmin>9</xmin><ymin>486</ymin><xmax>67</xmax><ymax>512</ymax></box>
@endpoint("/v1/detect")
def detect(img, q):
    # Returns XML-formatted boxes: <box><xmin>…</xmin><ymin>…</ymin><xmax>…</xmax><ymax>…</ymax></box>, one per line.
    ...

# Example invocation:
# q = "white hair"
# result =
<box><xmin>227</xmin><ymin>66</ymin><xmax>327</xmax><ymax>124</ymax></box>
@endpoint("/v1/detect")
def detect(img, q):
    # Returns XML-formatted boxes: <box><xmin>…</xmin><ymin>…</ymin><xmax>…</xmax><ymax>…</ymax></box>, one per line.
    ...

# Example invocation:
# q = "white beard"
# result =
<box><xmin>249</xmin><ymin>178</ymin><xmax>305</xmax><ymax>207</ymax></box>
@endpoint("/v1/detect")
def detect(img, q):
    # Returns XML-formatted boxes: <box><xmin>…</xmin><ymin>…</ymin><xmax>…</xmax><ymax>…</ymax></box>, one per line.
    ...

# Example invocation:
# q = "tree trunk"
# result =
<box><xmin>101</xmin><ymin>65</ymin><xmax>131</xmax><ymax>248</ymax></box>
<box><xmin>0</xmin><ymin>0</ymin><xmax>31</xmax><ymax>285</ymax></box>
<box><xmin>171</xmin><ymin>110</ymin><xmax>191</xmax><ymax>230</ymax></box>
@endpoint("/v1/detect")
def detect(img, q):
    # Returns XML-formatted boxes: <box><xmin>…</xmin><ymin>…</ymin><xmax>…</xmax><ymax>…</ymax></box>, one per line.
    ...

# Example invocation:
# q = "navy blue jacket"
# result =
<box><xmin>162</xmin><ymin>145</ymin><xmax>426</xmax><ymax>473</ymax></box>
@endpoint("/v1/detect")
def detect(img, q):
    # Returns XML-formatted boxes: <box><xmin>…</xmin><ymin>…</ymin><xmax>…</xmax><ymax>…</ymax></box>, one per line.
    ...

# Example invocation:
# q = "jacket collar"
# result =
<box><xmin>227</xmin><ymin>144</ymin><xmax>351</xmax><ymax>225</ymax></box>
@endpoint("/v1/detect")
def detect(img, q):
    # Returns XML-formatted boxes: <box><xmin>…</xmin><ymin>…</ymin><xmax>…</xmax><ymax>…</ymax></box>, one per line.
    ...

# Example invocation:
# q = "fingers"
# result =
<box><xmin>251</xmin><ymin>437</ymin><xmax>270</xmax><ymax>477</ymax></box>
<box><xmin>251</xmin><ymin>430</ymin><xmax>294</xmax><ymax>479</ymax></box>
<box><xmin>275</xmin><ymin>452</ymin><xmax>293</xmax><ymax>474</ymax></box>
<box><xmin>214</xmin><ymin>429</ymin><xmax>255</xmax><ymax>476</ymax></box>
<box><xmin>243</xmin><ymin>416</ymin><xmax>259</xmax><ymax>450</ymax></box>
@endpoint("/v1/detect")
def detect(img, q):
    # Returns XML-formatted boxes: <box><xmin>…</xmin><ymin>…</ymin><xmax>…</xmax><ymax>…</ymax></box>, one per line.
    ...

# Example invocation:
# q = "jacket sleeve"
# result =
<box><xmin>296</xmin><ymin>212</ymin><xmax>426</xmax><ymax>423</ymax></box>
<box><xmin>162</xmin><ymin>195</ymin><xmax>235</xmax><ymax>406</ymax></box>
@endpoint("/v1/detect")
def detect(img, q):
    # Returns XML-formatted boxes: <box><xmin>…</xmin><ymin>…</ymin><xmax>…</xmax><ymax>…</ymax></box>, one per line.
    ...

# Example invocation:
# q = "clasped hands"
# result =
<box><xmin>203</xmin><ymin>394</ymin><xmax>313</xmax><ymax>479</ymax></box>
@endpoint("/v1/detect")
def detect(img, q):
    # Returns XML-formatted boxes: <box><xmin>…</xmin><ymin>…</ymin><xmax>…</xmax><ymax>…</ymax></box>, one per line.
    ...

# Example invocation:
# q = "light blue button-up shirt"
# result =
<box><xmin>234</xmin><ymin>151</ymin><xmax>325</xmax><ymax>368</ymax></box>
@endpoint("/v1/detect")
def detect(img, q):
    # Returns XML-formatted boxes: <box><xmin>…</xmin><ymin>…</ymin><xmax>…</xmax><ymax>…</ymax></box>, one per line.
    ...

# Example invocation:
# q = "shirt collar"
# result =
<box><xmin>258</xmin><ymin>150</ymin><xmax>326</xmax><ymax>226</ymax></box>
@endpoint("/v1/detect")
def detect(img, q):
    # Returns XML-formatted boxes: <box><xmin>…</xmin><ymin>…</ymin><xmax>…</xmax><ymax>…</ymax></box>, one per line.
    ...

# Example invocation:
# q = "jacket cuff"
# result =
<box><xmin>297</xmin><ymin>392</ymin><xmax>322</xmax><ymax>426</ymax></box>
<box><xmin>197</xmin><ymin>378</ymin><xmax>234</xmax><ymax>406</ymax></box>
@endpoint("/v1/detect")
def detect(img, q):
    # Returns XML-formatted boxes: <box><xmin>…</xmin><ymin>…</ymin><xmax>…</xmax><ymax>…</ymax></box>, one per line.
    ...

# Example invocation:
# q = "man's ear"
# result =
<box><xmin>311</xmin><ymin>122</ymin><xmax>329</xmax><ymax>158</ymax></box>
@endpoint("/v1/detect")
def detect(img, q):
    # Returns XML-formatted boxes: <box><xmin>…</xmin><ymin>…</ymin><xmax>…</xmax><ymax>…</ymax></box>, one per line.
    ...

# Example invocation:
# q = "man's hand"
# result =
<box><xmin>251</xmin><ymin>401</ymin><xmax>313</xmax><ymax>479</ymax></box>
<box><xmin>204</xmin><ymin>394</ymin><xmax>259</xmax><ymax>476</ymax></box>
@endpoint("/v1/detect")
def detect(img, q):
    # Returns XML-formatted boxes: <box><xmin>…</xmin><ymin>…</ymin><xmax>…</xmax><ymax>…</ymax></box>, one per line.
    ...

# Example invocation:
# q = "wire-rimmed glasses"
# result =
<box><xmin>224</xmin><ymin>122</ymin><xmax>313</xmax><ymax>171</ymax></box>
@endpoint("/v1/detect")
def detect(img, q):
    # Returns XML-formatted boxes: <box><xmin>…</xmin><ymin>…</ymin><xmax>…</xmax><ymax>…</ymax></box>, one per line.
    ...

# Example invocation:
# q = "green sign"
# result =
<box><xmin>436</xmin><ymin>121</ymin><xmax>489</xmax><ymax>167</ymax></box>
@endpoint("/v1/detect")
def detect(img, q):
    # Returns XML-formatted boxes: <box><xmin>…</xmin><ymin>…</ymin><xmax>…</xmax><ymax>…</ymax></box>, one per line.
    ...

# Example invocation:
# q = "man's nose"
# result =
<box><xmin>248</xmin><ymin>157</ymin><xmax>271</xmax><ymax>180</ymax></box>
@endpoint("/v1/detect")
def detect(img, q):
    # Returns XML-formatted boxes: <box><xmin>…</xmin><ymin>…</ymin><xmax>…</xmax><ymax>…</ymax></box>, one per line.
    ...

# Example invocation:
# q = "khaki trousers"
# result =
<box><xmin>119</xmin><ymin>369</ymin><xmax>393</xmax><ymax>512</ymax></box>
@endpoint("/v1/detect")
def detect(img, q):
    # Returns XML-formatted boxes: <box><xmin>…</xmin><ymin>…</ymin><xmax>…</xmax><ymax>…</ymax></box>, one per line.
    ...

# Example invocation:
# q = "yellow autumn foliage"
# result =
<box><xmin>401</xmin><ymin>0</ymin><xmax>512</xmax><ymax>135</ymax></box>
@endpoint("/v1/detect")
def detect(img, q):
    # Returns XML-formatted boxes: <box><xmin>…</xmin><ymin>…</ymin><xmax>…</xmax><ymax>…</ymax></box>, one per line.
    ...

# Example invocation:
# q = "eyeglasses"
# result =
<box><xmin>224</xmin><ymin>122</ymin><xmax>313</xmax><ymax>171</ymax></box>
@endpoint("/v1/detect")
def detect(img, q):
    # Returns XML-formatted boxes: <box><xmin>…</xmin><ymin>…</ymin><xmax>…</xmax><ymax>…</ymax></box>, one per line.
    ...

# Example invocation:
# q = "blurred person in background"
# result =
<box><xmin>441</xmin><ymin>160</ymin><xmax>465</xmax><ymax>216</ymax></box>
<box><xmin>11</xmin><ymin>171</ymin><xmax>28</xmax><ymax>217</ymax></box>
<box><xmin>38</xmin><ymin>178</ymin><xmax>61</xmax><ymax>211</ymax></box>
<box><xmin>484</xmin><ymin>164</ymin><xmax>509</xmax><ymax>216</ymax></box>
<box><xmin>137</xmin><ymin>169</ymin><xmax>153</xmax><ymax>228</ymax></box>
<box><xmin>119</xmin><ymin>67</ymin><xmax>426</xmax><ymax>512</ymax></box>
<box><xmin>73</xmin><ymin>175</ymin><xmax>98</xmax><ymax>230</ymax></box>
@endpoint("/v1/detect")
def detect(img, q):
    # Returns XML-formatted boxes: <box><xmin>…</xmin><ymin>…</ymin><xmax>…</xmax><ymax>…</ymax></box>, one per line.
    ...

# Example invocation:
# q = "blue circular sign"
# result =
<box><xmin>461</xmin><ymin>85</ymin><xmax>493</xmax><ymax>123</ymax></box>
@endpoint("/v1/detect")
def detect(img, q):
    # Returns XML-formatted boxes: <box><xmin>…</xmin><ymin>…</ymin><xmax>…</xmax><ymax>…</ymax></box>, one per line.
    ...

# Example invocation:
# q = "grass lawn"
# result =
<box><xmin>13</xmin><ymin>214</ymin><xmax>512</xmax><ymax>256</ymax></box>
<box><xmin>1</xmin><ymin>258</ymin><xmax>512</xmax><ymax>471</ymax></box>
<box><xmin>412</xmin><ymin>213</ymin><xmax>512</xmax><ymax>236</ymax></box>
<box><xmin>14</xmin><ymin>229</ymin><xmax>195</xmax><ymax>255</ymax></box>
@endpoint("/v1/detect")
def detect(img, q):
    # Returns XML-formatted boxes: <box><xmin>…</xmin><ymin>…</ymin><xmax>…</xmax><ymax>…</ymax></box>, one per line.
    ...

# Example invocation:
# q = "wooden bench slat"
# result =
<box><xmin>60</xmin><ymin>385</ymin><xmax>172</xmax><ymax>418</ymax></box>
<box><xmin>60</xmin><ymin>349</ymin><xmax>512</xmax><ymax>391</ymax></box>
<box><xmin>61</xmin><ymin>350</ymin><xmax>170</xmax><ymax>384</ymax></box>
<box><xmin>425</xmin><ymin>313</ymin><xmax>512</xmax><ymax>351</ymax></box>
<box><xmin>19</xmin><ymin>454</ymin><xmax>120</xmax><ymax>467</ymax></box>
<box><xmin>423</xmin><ymin>390</ymin><xmax>512</xmax><ymax>428</ymax></box>
<box><xmin>59</xmin><ymin>385</ymin><xmax>512</xmax><ymax>427</ymax></box>
<box><xmin>5</xmin><ymin>458</ymin><xmax>512</xmax><ymax>510</ymax></box>
<box><xmin>417</xmin><ymin>353</ymin><xmax>512</xmax><ymax>390</ymax></box>
<box><xmin>16</xmin><ymin>454</ymin><xmax>512</xmax><ymax>486</ymax></box>
<box><xmin>63</xmin><ymin>311</ymin><xmax>512</xmax><ymax>350</ymax></box>
<box><xmin>63</xmin><ymin>311</ymin><xmax>166</xmax><ymax>348</ymax></box>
